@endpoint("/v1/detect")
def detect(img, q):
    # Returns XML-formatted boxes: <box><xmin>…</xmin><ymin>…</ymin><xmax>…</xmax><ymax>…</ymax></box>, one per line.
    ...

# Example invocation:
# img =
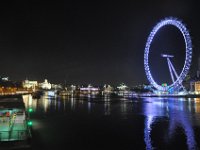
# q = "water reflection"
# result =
<box><xmin>23</xmin><ymin>94</ymin><xmax>61</xmax><ymax>113</ymax></box>
<box><xmin>104</xmin><ymin>102</ymin><xmax>111</xmax><ymax>116</ymax></box>
<box><xmin>22</xmin><ymin>95</ymin><xmax>200</xmax><ymax>149</ymax></box>
<box><xmin>143</xmin><ymin>98</ymin><xmax>166</xmax><ymax>150</ymax></box>
<box><xmin>88</xmin><ymin>102</ymin><xmax>91</xmax><ymax>113</ymax></box>
<box><xmin>144</xmin><ymin>116</ymin><xmax>154</xmax><ymax>150</ymax></box>
<box><xmin>70</xmin><ymin>97</ymin><xmax>75</xmax><ymax>110</ymax></box>
<box><xmin>194</xmin><ymin>98</ymin><xmax>200</xmax><ymax>113</ymax></box>
<box><xmin>23</xmin><ymin>94</ymin><xmax>115</xmax><ymax>115</ymax></box>
<box><xmin>168</xmin><ymin>101</ymin><xmax>196</xmax><ymax>150</ymax></box>
<box><xmin>23</xmin><ymin>94</ymin><xmax>37</xmax><ymax>111</ymax></box>
<box><xmin>143</xmin><ymin>98</ymin><xmax>199</xmax><ymax>150</ymax></box>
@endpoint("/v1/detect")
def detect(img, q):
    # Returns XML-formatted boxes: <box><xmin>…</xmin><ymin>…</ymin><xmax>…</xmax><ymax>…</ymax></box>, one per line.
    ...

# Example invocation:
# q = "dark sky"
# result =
<box><xmin>0</xmin><ymin>0</ymin><xmax>200</xmax><ymax>86</ymax></box>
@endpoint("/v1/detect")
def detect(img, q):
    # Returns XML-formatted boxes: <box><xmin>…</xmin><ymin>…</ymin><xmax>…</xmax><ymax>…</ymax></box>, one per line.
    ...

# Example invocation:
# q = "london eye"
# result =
<box><xmin>144</xmin><ymin>17</ymin><xmax>192</xmax><ymax>93</ymax></box>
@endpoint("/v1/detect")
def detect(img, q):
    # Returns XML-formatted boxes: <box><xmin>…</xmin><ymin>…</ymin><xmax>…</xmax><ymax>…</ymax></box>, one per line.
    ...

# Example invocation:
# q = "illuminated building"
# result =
<box><xmin>116</xmin><ymin>83</ymin><xmax>129</xmax><ymax>96</ymax></box>
<box><xmin>189</xmin><ymin>56</ymin><xmax>200</xmax><ymax>93</ymax></box>
<box><xmin>190</xmin><ymin>81</ymin><xmax>200</xmax><ymax>94</ymax></box>
<box><xmin>51</xmin><ymin>84</ymin><xmax>62</xmax><ymax>89</ymax></box>
<box><xmin>22</xmin><ymin>80</ymin><xmax>38</xmax><ymax>89</ymax></box>
<box><xmin>70</xmin><ymin>85</ymin><xmax>76</xmax><ymax>91</ymax></box>
<box><xmin>103</xmin><ymin>84</ymin><xmax>113</xmax><ymax>94</ymax></box>
<box><xmin>197</xmin><ymin>56</ymin><xmax>200</xmax><ymax>78</ymax></box>
<box><xmin>117</xmin><ymin>83</ymin><xmax>128</xmax><ymax>91</ymax></box>
<box><xmin>39</xmin><ymin>79</ymin><xmax>51</xmax><ymax>90</ymax></box>
<box><xmin>1</xmin><ymin>77</ymin><xmax>9</xmax><ymax>81</ymax></box>
<box><xmin>195</xmin><ymin>81</ymin><xmax>200</xmax><ymax>93</ymax></box>
<box><xmin>80</xmin><ymin>84</ymin><xmax>99</xmax><ymax>95</ymax></box>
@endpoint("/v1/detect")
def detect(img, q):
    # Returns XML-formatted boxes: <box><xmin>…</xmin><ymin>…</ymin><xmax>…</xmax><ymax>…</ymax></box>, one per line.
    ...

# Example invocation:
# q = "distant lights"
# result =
<box><xmin>162</xmin><ymin>83</ymin><xmax>168</xmax><ymax>87</ymax></box>
<box><xmin>80</xmin><ymin>87</ymin><xmax>99</xmax><ymax>91</ymax></box>
<box><xmin>27</xmin><ymin>121</ymin><xmax>33</xmax><ymax>126</ymax></box>
<box><xmin>28</xmin><ymin>108</ymin><xmax>33</xmax><ymax>113</ymax></box>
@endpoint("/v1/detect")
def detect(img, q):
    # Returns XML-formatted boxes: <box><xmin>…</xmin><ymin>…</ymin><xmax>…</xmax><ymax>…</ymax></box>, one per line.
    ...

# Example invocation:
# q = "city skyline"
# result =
<box><xmin>0</xmin><ymin>1</ymin><xmax>200</xmax><ymax>86</ymax></box>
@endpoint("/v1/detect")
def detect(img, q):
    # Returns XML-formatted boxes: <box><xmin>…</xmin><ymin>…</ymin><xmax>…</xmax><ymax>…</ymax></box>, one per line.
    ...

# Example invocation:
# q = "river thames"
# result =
<box><xmin>23</xmin><ymin>94</ymin><xmax>200</xmax><ymax>150</ymax></box>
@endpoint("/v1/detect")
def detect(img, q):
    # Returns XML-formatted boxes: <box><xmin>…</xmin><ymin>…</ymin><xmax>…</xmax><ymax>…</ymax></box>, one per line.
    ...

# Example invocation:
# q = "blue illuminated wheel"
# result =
<box><xmin>144</xmin><ymin>17</ymin><xmax>192</xmax><ymax>91</ymax></box>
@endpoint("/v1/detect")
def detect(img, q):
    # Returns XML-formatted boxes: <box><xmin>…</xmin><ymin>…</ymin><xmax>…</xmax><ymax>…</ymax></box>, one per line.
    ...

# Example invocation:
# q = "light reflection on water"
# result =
<box><xmin>23</xmin><ymin>94</ymin><xmax>200</xmax><ymax>150</ymax></box>
<box><xmin>142</xmin><ymin>98</ymin><xmax>199</xmax><ymax>150</ymax></box>
<box><xmin>104</xmin><ymin>102</ymin><xmax>111</xmax><ymax>116</ymax></box>
<box><xmin>144</xmin><ymin>116</ymin><xmax>154</xmax><ymax>150</ymax></box>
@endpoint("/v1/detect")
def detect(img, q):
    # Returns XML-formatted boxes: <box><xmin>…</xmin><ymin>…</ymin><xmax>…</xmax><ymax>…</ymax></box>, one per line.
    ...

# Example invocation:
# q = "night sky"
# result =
<box><xmin>0</xmin><ymin>0</ymin><xmax>200</xmax><ymax>86</ymax></box>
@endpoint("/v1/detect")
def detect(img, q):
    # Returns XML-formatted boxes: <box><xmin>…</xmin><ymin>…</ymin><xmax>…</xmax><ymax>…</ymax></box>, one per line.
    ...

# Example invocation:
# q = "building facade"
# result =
<box><xmin>22</xmin><ymin>80</ymin><xmax>38</xmax><ymax>89</ymax></box>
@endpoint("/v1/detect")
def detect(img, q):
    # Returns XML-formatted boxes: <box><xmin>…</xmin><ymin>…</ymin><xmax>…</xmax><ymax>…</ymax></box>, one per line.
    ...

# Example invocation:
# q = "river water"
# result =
<box><xmin>23</xmin><ymin>94</ymin><xmax>200</xmax><ymax>150</ymax></box>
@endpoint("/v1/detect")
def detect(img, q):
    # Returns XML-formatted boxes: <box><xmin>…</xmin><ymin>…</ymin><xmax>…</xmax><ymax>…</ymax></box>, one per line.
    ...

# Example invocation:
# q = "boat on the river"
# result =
<box><xmin>0</xmin><ymin>96</ymin><xmax>32</xmax><ymax>149</ymax></box>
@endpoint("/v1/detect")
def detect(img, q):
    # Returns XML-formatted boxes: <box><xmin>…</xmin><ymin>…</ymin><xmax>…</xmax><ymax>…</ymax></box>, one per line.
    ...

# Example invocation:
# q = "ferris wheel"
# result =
<box><xmin>144</xmin><ymin>17</ymin><xmax>192</xmax><ymax>92</ymax></box>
